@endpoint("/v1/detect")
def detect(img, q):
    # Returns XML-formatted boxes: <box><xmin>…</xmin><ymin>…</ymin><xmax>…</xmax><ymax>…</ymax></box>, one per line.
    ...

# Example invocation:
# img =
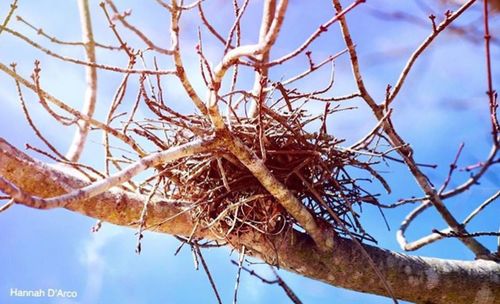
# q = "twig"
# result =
<box><xmin>224</xmin><ymin>0</ymin><xmax>250</xmax><ymax>55</ymax></box>
<box><xmin>483</xmin><ymin>0</ymin><xmax>499</xmax><ymax>145</ymax></box>
<box><xmin>0</xmin><ymin>26</ymin><xmax>172</xmax><ymax>74</ymax></box>
<box><xmin>463</xmin><ymin>190</ymin><xmax>500</xmax><ymax>225</ymax></box>
<box><xmin>135</xmin><ymin>178</ymin><xmax>161</xmax><ymax>254</ymax></box>
<box><xmin>13</xmin><ymin>64</ymin><xmax>66</xmax><ymax>161</ymax></box>
<box><xmin>0</xmin><ymin>199</ymin><xmax>14</xmax><ymax>213</ymax></box>
<box><xmin>197</xmin><ymin>1</ymin><xmax>227</xmax><ymax>46</ymax></box>
<box><xmin>267</xmin><ymin>0</ymin><xmax>365</xmax><ymax>67</ymax></box>
<box><xmin>232</xmin><ymin>245</ymin><xmax>246</xmax><ymax>304</ymax></box>
<box><xmin>99</xmin><ymin>1</ymin><xmax>134</xmax><ymax>58</ymax></box>
<box><xmin>441</xmin><ymin>143</ymin><xmax>498</xmax><ymax>198</ymax></box>
<box><xmin>387</xmin><ymin>0</ymin><xmax>477</xmax><ymax>104</ymax></box>
<box><xmin>0</xmin><ymin>0</ymin><xmax>18</xmax><ymax>36</ymax></box>
<box><xmin>15</xmin><ymin>15</ymin><xmax>119</xmax><ymax>50</ymax></box>
<box><xmin>195</xmin><ymin>244</ymin><xmax>223</xmax><ymax>304</ymax></box>
<box><xmin>105</xmin><ymin>0</ymin><xmax>174</xmax><ymax>55</ymax></box>
<box><xmin>432</xmin><ymin>229</ymin><xmax>500</xmax><ymax>238</ymax></box>
<box><xmin>276</xmin><ymin>49</ymin><xmax>348</xmax><ymax>88</ymax></box>
<box><xmin>0</xmin><ymin>62</ymin><xmax>147</xmax><ymax>156</ymax></box>
<box><xmin>437</xmin><ymin>143</ymin><xmax>465</xmax><ymax>194</ymax></box>
<box><xmin>398</xmin><ymin>191</ymin><xmax>500</xmax><ymax>253</ymax></box>
<box><xmin>230</xmin><ymin>261</ymin><xmax>302</xmax><ymax>304</ymax></box>
<box><xmin>207</xmin><ymin>0</ymin><xmax>288</xmax><ymax>130</ymax></box>
<box><xmin>104</xmin><ymin>57</ymin><xmax>136</xmax><ymax>175</ymax></box>
<box><xmin>349</xmin><ymin>109</ymin><xmax>393</xmax><ymax>150</ymax></box>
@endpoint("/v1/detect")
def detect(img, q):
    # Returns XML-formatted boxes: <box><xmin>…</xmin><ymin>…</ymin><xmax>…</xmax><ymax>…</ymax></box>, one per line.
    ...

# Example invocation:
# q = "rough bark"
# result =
<box><xmin>1</xmin><ymin>137</ymin><xmax>499</xmax><ymax>304</ymax></box>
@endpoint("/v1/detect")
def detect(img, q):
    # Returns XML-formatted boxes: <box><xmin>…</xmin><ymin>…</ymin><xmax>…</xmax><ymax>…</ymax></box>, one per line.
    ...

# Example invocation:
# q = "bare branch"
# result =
<box><xmin>0</xmin><ymin>62</ymin><xmax>147</xmax><ymax>156</ymax></box>
<box><xmin>104</xmin><ymin>0</ymin><xmax>174</xmax><ymax>55</ymax></box>
<box><xmin>195</xmin><ymin>244</ymin><xmax>223</xmax><ymax>304</ymax></box>
<box><xmin>387</xmin><ymin>0</ymin><xmax>477</xmax><ymax>104</ymax></box>
<box><xmin>15</xmin><ymin>15</ymin><xmax>119</xmax><ymax>50</ymax></box>
<box><xmin>268</xmin><ymin>0</ymin><xmax>365</xmax><ymax>67</ymax></box>
<box><xmin>0</xmin><ymin>26</ymin><xmax>173</xmax><ymax>75</ymax></box>
<box><xmin>463</xmin><ymin>190</ymin><xmax>500</xmax><ymax>225</ymax></box>
<box><xmin>333</xmin><ymin>0</ymin><xmax>491</xmax><ymax>258</ymax></box>
<box><xmin>0</xmin><ymin>137</ymin><xmax>216</xmax><ymax>209</ymax></box>
<box><xmin>171</xmin><ymin>0</ymin><xmax>207</xmax><ymax>113</ymax></box>
<box><xmin>0</xmin><ymin>0</ymin><xmax>18</xmax><ymax>36</ymax></box>
<box><xmin>66</xmin><ymin>0</ymin><xmax>98</xmax><ymax>162</ymax></box>
<box><xmin>248</xmin><ymin>0</ymin><xmax>276</xmax><ymax>118</ymax></box>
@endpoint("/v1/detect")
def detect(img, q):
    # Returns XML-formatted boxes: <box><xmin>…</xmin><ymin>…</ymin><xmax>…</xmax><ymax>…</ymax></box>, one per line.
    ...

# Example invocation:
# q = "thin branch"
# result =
<box><xmin>0</xmin><ymin>137</ymin><xmax>216</xmax><ymax>209</ymax></box>
<box><xmin>230</xmin><ymin>261</ymin><xmax>302</xmax><ymax>304</ymax></box>
<box><xmin>349</xmin><ymin>108</ymin><xmax>393</xmax><ymax>150</ymax></box>
<box><xmin>135</xmin><ymin>178</ymin><xmax>161</xmax><ymax>254</ymax></box>
<box><xmin>333</xmin><ymin>0</ymin><xmax>491</xmax><ymax>258</ymax></box>
<box><xmin>195</xmin><ymin>244</ymin><xmax>223</xmax><ymax>304</ymax></box>
<box><xmin>275</xmin><ymin>49</ymin><xmax>348</xmax><ymax>89</ymax></box>
<box><xmin>13</xmin><ymin>64</ymin><xmax>66</xmax><ymax>161</ymax></box>
<box><xmin>483</xmin><ymin>0</ymin><xmax>499</xmax><ymax>145</ymax></box>
<box><xmin>171</xmin><ymin>0</ymin><xmax>207</xmax><ymax>113</ymax></box>
<box><xmin>66</xmin><ymin>0</ymin><xmax>98</xmax><ymax>162</ymax></box>
<box><xmin>15</xmin><ymin>15</ymin><xmax>119</xmax><ymax>50</ymax></box>
<box><xmin>442</xmin><ymin>143</ymin><xmax>498</xmax><ymax>198</ymax></box>
<box><xmin>0</xmin><ymin>62</ymin><xmax>147</xmax><ymax>156</ymax></box>
<box><xmin>267</xmin><ymin>0</ymin><xmax>365</xmax><ymax>67</ymax></box>
<box><xmin>224</xmin><ymin>0</ymin><xmax>250</xmax><ymax>55</ymax></box>
<box><xmin>0</xmin><ymin>26</ymin><xmax>173</xmax><ymax>75</ymax></box>
<box><xmin>387</xmin><ymin>0</ymin><xmax>477</xmax><ymax>104</ymax></box>
<box><xmin>398</xmin><ymin>191</ymin><xmax>500</xmax><ymax>252</ymax></box>
<box><xmin>232</xmin><ymin>245</ymin><xmax>246</xmax><ymax>304</ymax></box>
<box><xmin>433</xmin><ymin>230</ymin><xmax>500</xmax><ymax>238</ymax></box>
<box><xmin>248</xmin><ymin>0</ymin><xmax>276</xmax><ymax>118</ymax></box>
<box><xmin>197</xmin><ymin>1</ymin><xmax>227</xmax><ymax>46</ymax></box>
<box><xmin>0</xmin><ymin>0</ymin><xmax>18</xmax><ymax>36</ymax></box>
<box><xmin>463</xmin><ymin>190</ymin><xmax>500</xmax><ymax>225</ymax></box>
<box><xmin>208</xmin><ymin>0</ymin><xmax>289</xmax><ymax>129</ymax></box>
<box><xmin>437</xmin><ymin>143</ymin><xmax>465</xmax><ymax>194</ymax></box>
<box><xmin>105</xmin><ymin>0</ymin><xmax>174</xmax><ymax>55</ymax></box>
<box><xmin>0</xmin><ymin>199</ymin><xmax>14</xmax><ymax>213</ymax></box>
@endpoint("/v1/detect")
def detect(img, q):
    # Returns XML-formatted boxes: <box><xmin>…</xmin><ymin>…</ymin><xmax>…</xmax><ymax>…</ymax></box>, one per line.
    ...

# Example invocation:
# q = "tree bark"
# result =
<box><xmin>1</xmin><ymin>137</ymin><xmax>499</xmax><ymax>304</ymax></box>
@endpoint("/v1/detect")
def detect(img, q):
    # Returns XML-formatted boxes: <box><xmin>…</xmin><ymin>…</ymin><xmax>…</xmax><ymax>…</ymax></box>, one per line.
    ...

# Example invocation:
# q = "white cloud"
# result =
<box><xmin>78</xmin><ymin>224</ymin><xmax>124</xmax><ymax>304</ymax></box>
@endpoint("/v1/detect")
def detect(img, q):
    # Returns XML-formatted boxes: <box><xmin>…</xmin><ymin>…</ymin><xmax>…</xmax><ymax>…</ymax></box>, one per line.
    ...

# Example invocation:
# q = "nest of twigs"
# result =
<box><xmin>136</xmin><ymin>100</ymin><xmax>383</xmax><ymax>243</ymax></box>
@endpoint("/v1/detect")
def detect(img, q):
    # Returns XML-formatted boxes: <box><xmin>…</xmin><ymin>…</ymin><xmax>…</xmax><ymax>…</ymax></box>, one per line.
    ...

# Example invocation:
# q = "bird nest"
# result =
<box><xmin>140</xmin><ymin>104</ymin><xmax>383</xmax><ymax>243</ymax></box>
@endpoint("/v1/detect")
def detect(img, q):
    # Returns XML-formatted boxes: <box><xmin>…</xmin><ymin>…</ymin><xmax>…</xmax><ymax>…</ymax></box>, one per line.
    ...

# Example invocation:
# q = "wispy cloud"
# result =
<box><xmin>78</xmin><ymin>224</ymin><xmax>123</xmax><ymax>304</ymax></box>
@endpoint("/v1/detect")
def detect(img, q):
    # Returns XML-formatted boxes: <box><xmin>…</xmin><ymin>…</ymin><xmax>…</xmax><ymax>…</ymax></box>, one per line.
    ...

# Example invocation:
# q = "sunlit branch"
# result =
<box><xmin>66</xmin><ymin>0</ymin><xmax>98</xmax><ymax>162</ymax></box>
<box><xmin>0</xmin><ymin>0</ymin><xmax>18</xmax><ymax>36</ymax></box>
<box><xmin>0</xmin><ymin>137</ymin><xmax>216</xmax><ymax>209</ymax></box>
<box><xmin>248</xmin><ymin>0</ymin><xmax>276</xmax><ymax>118</ymax></box>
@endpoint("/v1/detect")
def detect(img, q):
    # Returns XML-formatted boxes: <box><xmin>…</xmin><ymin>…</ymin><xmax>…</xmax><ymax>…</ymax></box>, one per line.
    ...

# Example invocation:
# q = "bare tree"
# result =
<box><xmin>0</xmin><ymin>0</ymin><xmax>499</xmax><ymax>303</ymax></box>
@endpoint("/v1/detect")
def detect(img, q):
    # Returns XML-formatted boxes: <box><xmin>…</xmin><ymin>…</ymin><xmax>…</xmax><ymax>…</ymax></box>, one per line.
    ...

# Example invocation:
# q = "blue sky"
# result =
<box><xmin>0</xmin><ymin>0</ymin><xmax>499</xmax><ymax>303</ymax></box>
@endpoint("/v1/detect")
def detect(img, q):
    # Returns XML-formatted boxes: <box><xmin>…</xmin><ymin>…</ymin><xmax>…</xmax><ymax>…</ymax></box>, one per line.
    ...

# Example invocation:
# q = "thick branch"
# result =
<box><xmin>0</xmin><ymin>137</ymin><xmax>201</xmax><ymax>236</ymax></box>
<box><xmin>1</xmin><ymin>137</ymin><xmax>499</xmax><ymax>304</ymax></box>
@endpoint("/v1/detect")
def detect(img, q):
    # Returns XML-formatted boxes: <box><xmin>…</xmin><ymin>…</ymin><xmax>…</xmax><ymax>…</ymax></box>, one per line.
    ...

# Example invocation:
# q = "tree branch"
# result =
<box><xmin>65</xmin><ymin>0</ymin><xmax>98</xmax><ymax>162</ymax></box>
<box><xmin>1</xmin><ymin>137</ymin><xmax>499</xmax><ymax>304</ymax></box>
